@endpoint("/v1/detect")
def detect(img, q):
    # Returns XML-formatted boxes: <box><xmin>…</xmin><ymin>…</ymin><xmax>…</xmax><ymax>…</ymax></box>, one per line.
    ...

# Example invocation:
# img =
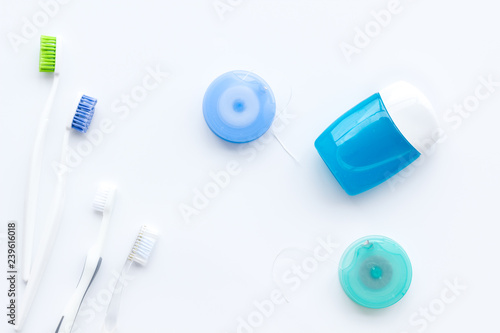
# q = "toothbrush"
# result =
<box><xmin>23</xmin><ymin>35</ymin><xmax>61</xmax><ymax>281</ymax></box>
<box><xmin>16</xmin><ymin>95</ymin><xmax>97</xmax><ymax>331</ymax></box>
<box><xmin>55</xmin><ymin>184</ymin><xmax>117</xmax><ymax>333</ymax></box>
<box><xmin>102</xmin><ymin>225</ymin><xmax>158</xmax><ymax>333</ymax></box>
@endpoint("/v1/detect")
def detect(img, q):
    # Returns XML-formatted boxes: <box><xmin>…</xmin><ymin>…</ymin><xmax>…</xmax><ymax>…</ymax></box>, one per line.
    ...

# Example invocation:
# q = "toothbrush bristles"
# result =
<box><xmin>72</xmin><ymin>95</ymin><xmax>97</xmax><ymax>133</ymax></box>
<box><xmin>39</xmin><ymin>35</ymin><xmax>56</xmax><ymax>72</ymax></box>
<box><xmin>93</xmin><ymin>184</ymin><xmax>116</xmax><ymax>213</ymax></box>
<box><xmin>128</xmin><ymin>225</ymin><xmax>158</xmax><ymax>265</ymax></box>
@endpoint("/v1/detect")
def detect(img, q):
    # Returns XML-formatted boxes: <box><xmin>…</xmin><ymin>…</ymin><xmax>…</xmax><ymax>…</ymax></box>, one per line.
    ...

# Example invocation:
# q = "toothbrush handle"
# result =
<box><xmin>56</xmin><ymin>252</ymin><xmax>102</xmax><ymax>333</ymax></box>
<box><xmin>23</xmin><ymin>73</ymin><xmax>60</xmax><ymax>282</ymax></box>
<box><xmin>16</xmin><ymin>128</ymin><xmax>69</xmax><ymax>331</ymax></box>
<box><xmin>57</xmin><ymin>202</ymin><xmax>113</xmax><ymax>333</ymax></box>
<box><xmin>102</xmin><ymin>260</ymin><xmax>133</xmax><ymax>333</ymax></box>
<box><xmin>17</xmin><ymin>173</ymin><xmax>67</xmax><ymax>331</ymax></box>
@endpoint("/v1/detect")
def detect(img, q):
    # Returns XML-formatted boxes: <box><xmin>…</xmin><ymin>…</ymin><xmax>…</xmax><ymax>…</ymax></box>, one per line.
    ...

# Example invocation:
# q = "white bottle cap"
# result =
<box><xmin>379</xmin><ymin>81</ymin><xmax>439</xmax><ymax>154</ymax></box>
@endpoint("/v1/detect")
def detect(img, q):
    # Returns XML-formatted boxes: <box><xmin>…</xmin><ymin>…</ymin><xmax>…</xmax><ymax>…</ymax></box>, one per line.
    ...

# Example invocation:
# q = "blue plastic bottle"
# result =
<box><xmin>315</xmin><ymin>82</ymin><xmax>439</xmax><ymax>195</ymax></box>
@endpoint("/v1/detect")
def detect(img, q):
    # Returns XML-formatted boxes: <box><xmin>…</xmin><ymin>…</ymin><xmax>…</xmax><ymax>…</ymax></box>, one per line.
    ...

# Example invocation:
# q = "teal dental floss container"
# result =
<box><xmin>339</xmin><ymin>236</ymin><xmax>412</xmax><ymax>309</ymax></box>
<box><xmin>315</xmin><ymin>81</ymin><xmax>439</xmax><ymax>195</ymax></box>
<box><xmin>203</xmin><ymin>70</ymin><xmax>276</xmax><ymax>143</ymax></box>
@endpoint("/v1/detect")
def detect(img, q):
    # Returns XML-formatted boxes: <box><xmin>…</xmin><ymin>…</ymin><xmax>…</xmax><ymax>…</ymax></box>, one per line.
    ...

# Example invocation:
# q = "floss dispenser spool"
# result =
<box><xmin>338</xmin><ymin>235</ymin><xmax>412</xmax><ymax>309</ymax></box>
<box><xmin>203</xmin><ymin>70</ymin><xmax>276</xmax><ymax>143</ymax></box>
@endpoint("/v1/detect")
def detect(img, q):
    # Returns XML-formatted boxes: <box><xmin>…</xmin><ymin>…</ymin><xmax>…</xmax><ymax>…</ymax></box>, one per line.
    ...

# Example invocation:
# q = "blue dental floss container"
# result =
<box><xmin>315</xmin><ymin>81</ymin><xmax>439</xmax><ymax>195</ymax></box>
<box><xmin>203</xmin><ymin>70</ymin><xmax>276</xmax><ymax>143</ymax></box>
<box><xmin>339</xmin><ymin>236</ymin><xmax>412</xmax><ymax>309</ymax></box>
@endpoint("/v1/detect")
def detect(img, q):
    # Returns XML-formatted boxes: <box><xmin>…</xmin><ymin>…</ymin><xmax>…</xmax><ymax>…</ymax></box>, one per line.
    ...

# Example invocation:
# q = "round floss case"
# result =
<box><xmin>203</xmin><ymin>70</ymin><xmax>276</xmax><ymax>143</ymax></box>
<box><xmin>338</xmin><ymin>235</ymin><xmax>412</xmax><ymax>309</ymax></box>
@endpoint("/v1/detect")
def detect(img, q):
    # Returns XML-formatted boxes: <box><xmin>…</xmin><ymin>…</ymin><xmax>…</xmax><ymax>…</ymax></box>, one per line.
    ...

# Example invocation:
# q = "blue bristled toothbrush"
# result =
<box><xmin>16</xmin><ymin>95</ymin><xmax>97</xmax><ymax>331</ymax></box>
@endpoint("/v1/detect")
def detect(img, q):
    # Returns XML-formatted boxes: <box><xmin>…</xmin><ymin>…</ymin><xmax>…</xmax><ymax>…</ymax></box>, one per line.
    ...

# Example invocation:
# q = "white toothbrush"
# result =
<box><xmin>16</xmin><ymin>95</ymin><xmax>97</xmax><ymax>331</ymax></box>
<box><xmin>23</xmin><ymin>35</ymin><xmax>61</xmax><ymax>282</ymax></box>
<box><xmin>56</xmin><ymin>184</ymin><xmax>117</xmax><ymax>333</ymax></box>
<box><xmin>102</xmin><ymin>225</ymin><xmax>158</xmax><ymax>333</ymax></box>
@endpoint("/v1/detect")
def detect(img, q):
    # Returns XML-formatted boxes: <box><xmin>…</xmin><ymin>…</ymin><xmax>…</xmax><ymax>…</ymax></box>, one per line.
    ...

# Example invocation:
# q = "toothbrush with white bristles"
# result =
<box><xmin>102</xmin><ymin>225</ymin><xmax>158</xmax><ymax>333</ymax></box>
<box><xmin>55</xmin><ymin>184</ymin><xmax>117</xmax><ymax>333</ymax></box>
<box><xmin>23</xmin><ymin>35</ymin><xmax>61</xmax><ymax>282</ymax></box>
<box><xmin>16</xmin><ymin>95</ymin><xmax>97</xmax><ymax>331</ymax></box>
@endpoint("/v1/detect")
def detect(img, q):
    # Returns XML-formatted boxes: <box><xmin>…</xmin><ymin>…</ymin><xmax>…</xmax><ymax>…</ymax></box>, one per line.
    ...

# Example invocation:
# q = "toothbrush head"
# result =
<box><xmin>72</xmin><ymin>95</ymin><xmax>97</xmax><ymax>133</ymax></box>
<box><xmin>39</xmin><ymin>35</ymin><xmax>57</xmax><ymax>73</ymax></box>
<box><xmin>128</xmin><ymin>225</ymin><xmax>158</xmax><ymax>265</ymax></box>
<box><xmin>93</xmin><ymin>184</ymin><xmax>116</xmax><ymax>215</ymax></box>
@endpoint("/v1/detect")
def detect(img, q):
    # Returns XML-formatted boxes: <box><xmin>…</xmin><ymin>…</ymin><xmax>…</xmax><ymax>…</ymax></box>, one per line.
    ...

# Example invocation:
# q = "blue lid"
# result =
<box><xmin>339</xmin><ymin>236</ymin><xmax>412</xmax><ymax>309</ymax></box>
<box><xmin>203</xmin><ymin>70</ymin><xmax>276</xmax><ymax>143</ymax></box>
<box><xmin>314</xmin><ymin>93</ymin><xmax>420</xmax><ymax>195</ymax></box>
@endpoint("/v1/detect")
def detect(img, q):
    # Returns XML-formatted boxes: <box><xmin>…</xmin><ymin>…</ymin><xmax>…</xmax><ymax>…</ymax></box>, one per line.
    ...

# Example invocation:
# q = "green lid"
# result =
<box><xmin>338</xmin><ymin>236</ymin><xmax>412</xmax><ymax>309</ymax></box>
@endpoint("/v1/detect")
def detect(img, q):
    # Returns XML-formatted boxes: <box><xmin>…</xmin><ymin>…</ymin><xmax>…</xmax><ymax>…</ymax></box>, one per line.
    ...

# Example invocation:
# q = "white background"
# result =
<box><xmin>1</xmin><ymin>0</ymin><xmax>499</xmax><ymax>332</ymax></box>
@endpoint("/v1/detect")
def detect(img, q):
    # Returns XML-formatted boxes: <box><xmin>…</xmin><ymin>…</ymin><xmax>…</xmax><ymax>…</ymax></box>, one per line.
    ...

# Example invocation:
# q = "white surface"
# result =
<box><xmin>0</xmin><ymin>1</ymin><xmax>499</xmax><ymax>333</ymax></box>
<box><xmin>380</xmin><ymin>81</ymin><xmax>439</xmax><ymax>154</ymax></box>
